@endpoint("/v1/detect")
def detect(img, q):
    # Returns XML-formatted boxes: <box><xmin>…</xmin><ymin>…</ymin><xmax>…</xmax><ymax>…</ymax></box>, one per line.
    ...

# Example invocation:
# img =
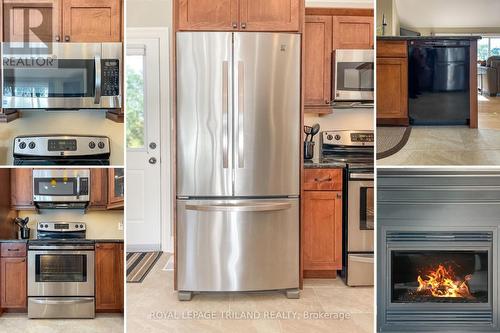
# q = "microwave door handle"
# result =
<box><xmin>94</xmin><ymin>54</ymin><xmax>101</xmax><ymax>104</ymax></box>
<box><xmin>76</xmin><ymin>176</ymin><xmax>80</xmax><ymax>199</ymax></box>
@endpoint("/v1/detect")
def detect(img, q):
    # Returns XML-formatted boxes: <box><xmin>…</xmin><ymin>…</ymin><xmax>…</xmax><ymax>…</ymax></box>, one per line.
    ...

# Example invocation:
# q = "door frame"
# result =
<box><xmin>126</xmin><ymin>27</ymin><xmax>172</xmax><ymax>253</ymax></box>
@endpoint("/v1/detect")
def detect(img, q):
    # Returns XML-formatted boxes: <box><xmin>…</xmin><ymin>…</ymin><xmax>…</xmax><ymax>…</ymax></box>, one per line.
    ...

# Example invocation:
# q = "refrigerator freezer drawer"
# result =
<box><xmin>347</xmin><ymin>254</ymin><xmax>374</xmax><ymax>286</ymax></box>
<box><xmin>177</xmin><ymin>198</ymin><xmax>299</xmax><ymax>292</ymax></box>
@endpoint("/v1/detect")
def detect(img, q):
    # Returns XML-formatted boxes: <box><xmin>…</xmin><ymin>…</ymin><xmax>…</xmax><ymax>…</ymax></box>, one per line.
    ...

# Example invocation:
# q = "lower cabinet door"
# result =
<box><xmin>303</xmin><ymin>191</ymin><xmax>343</xmax><ymax>272</ymax></box>
<box><xmin>1</xmin><ymin>257</ymin><xmax>27</xmax><ymax>308</ymax></box>
<box><xmin>95</xmin><ymin>243</ymin><xmax>124</xmax><ymax>311</ymax></box>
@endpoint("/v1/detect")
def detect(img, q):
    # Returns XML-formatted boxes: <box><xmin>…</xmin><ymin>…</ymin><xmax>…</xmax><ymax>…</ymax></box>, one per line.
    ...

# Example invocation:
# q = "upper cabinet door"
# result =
<box><xmin>177</xmin><ymin>0</ymin><xmax>239</xmax><ymax>31</ymax></box>
<box><xmin>333</xmin><ymin>16</ymin><xmax>373</xmax><ymax>49</ymax></box>
<box><xmin>304</xmin><ymin>15</ymin><xmax>332</xmax><ymax>107</ymax></box>
<box><xmin>239</xmin><ymin>0</ymin><xmax>300</xmax><ymax>31</ymax></box>
<box><xmin>62</xmin><ymin>0</ymin><xmax>121</xmax><ymax>42</ymax></box>
<box><xmin>3</xmin><ymin>0</ymin><xmax>61</xmax><ymax>42</ymax></box>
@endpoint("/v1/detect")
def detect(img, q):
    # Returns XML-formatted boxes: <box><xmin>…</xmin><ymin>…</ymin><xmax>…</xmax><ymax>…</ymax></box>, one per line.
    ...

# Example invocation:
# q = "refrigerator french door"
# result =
<box><xmin>176</xmin><ymin>32</ymin><xmax>300</xmax><ymax>299</ymax></box>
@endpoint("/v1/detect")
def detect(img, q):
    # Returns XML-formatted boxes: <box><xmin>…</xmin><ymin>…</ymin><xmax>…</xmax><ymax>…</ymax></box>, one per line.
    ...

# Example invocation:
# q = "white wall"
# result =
<box><xmin>126</xmin><ymin>0</ymin><xmax>172</xmax><ymax>28</ymax></box>
<box><xmin>0</xmin><ymin>111</ymin><xmax>124</xmax><ymax>165</ymax></box>
<box><xmin>20</xmin><ymin>209</ymin><xmax>124</xmax><ymax>240</ymax></box>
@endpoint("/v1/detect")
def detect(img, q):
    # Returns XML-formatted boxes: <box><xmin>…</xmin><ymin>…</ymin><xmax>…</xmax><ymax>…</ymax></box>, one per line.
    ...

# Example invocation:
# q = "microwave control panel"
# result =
<box><xmin>102</xmin><ymin>59</ymin><xmax>120</xmax><ymax>96</ymax></box>
<box><xmin>79</xmin><ymin>178</ymin><xmax>89</xmax><ymax>195</ymax></box>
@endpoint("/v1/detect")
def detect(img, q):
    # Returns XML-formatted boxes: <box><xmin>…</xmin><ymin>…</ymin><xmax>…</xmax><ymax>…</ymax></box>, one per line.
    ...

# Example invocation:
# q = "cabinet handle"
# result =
<box><xmin>21</xmin><ymin>259</ymin><xmax>26</xmax><ymax>262</ymax></box>
<box><xmin>55</xmin><ymin>35</ymin><xmax>60</xmax><ymax>42</ymax></box>
<box><xmin>314</xmin><ymin>177</ymin><xmax>332</xmax><ymax>182</ymax></box>
<box><xmin>337</xmin><ymin>193</ymin><xmax>342</xmax><ymax>199</ymax></box>
<box><xmin>241</xmin><ymin>22</ymin><xmax>246</xmax><ymax>29</ymax></box>
<box><xmin>65</xmin><ymin>35</ymin><xmax>70</xmax><ymax>42</ymax></box>
<box><xmin>232</xmin><ymin>22</ymin><xmax>238</xmax><ymax>29</ymax></box>
<box><xmin>325</xmin><ymin>100</ymin><xmax>330</xmax><ymax>104</ymax></box>
<box><xmin>8</xmin><ymin>248</ymin><xmax>20</xmax><ymax>251</ymax></box>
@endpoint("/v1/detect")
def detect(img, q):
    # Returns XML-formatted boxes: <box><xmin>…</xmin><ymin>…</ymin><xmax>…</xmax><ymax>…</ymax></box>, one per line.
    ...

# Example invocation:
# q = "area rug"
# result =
<box><xmin>126</xmin><ymin>252</ymin><xmax>162</xmax><ymax>283</ymax></box>
<box><xmin>377</xmin><ymin>126</ymin><xmax>412</xmax><ymax>159</ymax></box>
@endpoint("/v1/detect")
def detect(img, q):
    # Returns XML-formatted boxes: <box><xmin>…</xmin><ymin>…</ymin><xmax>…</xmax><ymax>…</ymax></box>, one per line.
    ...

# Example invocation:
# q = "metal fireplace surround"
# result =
<box><xmin>377</xmin><ymin>169</ymin><xmax>500</xmax><ymax>332</ymax></box>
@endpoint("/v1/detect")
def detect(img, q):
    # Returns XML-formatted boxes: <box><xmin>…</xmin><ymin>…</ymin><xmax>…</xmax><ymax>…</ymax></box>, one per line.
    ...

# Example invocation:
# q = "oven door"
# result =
<box><xmin>32</xmin><ymin>169</ymin><xmax>90</xmax><ymax>202</ymax></box>
<box><xmin>28</xmin><ymin>250</ymin><xmax>94</xmax><ymax>297</ymax></box>
<box><xmin>2</xmin><ymin>43</ymin><xmax>121</xmax><ymax>109</ymax></box>
<box><xmin>334</xmin><ymin>49</ymin><xmax>374</xmax><ymax>101</ymax></box>
<box><xmin>348</xmin><ymin>175</ymin><xmax>374</xmax><ymax>252</ymax></box>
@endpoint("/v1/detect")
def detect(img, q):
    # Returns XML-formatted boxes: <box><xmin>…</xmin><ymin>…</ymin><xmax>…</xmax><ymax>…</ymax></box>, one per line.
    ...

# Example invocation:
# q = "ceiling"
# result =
<box><xmin>395</xmin><ymin>0</ymin><xmax>500</xmax><ymax>28</ymax></box>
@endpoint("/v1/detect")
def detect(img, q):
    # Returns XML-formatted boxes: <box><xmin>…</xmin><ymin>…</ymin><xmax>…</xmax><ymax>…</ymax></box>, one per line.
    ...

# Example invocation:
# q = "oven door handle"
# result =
<box><xmin>28</xmin><ymin>246</ymin><xmax>95</xmax><ymax>250</ymax></box>
<box><xmin>31</xmin><ymin>298</ymin><xmax>94</xmax><ymax>305</ymax></box>
<box><xmin>76</xmin><ymin>175</ymin><xmax>80</xmax><ymax>199</ymax></box>
<box><xmin>350</xmin><ymin>173</ymin><xmax>374</xmax><ymax>180</ymax></box>
<box><xmin>94</xmin><ymin>54</ymin><xmax>101</xmax><ymax>104</ymax></box>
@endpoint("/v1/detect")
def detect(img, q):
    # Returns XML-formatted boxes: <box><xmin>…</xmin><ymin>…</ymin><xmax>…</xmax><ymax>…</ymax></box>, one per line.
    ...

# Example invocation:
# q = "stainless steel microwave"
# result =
<box><xmin>334</xmin><ymin>49</ymin><xmax>374</xmax><ymax>101</ymax></box>
<box><xmin>2</xmin><ymin>43</ymin><xmax>122</xmax><ymax>109</ymax></box>
<box><xmin>33</xmin><ymin>169</ymin><xmax>90</xmax><ymax>203</ymax></box>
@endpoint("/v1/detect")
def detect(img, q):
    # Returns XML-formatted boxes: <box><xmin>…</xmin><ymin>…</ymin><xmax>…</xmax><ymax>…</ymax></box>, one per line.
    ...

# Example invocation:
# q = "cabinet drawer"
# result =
<box><xmin>303</xmin><ymin>169</ymin><xmax>342</xmax><ymax>191</ymax></box>
<box><xmin>377</xmin><ymin>40</ymin><xmax>407</xmax><ymax>58</ymax></box>
<box><xmin>1</xmin><ymin>243</ymin><xmax>27</xmax><ymax>257</ymax></box>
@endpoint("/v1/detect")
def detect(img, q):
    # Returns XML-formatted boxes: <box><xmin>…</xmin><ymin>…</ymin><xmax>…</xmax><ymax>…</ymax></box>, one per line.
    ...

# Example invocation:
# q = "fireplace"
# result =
<box><xmin>378</xmin><ymin>169</ymin><xmax>500</xmax><ymax>332</ymax></box>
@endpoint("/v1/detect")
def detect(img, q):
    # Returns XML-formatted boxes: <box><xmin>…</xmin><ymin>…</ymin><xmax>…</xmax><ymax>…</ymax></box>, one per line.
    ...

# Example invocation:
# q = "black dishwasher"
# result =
<box><xmin>408</xmin><ymin>39</ymin><xmax>470</xmax><ymax>125</ymax></box>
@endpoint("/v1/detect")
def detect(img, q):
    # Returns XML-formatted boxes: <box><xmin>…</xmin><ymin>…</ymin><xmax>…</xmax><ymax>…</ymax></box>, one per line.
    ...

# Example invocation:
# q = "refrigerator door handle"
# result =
<box><xmin>237</xmin><ymin>61</ymin><xmax>244</xmax><ymax>168</ymax></box>
<box><xmin>185</xmin><ymin>202</ymin><xmax>292</xmax><ymax>212</ymax></box>
<box><xmin>222</xmin><ymin>61</ymin><xmax>229</xmax><ymax>168</ymax></box>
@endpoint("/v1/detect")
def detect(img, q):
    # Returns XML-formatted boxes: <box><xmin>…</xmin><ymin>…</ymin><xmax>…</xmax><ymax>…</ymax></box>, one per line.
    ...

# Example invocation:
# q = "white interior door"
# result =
<box><xmin>126</xmin><ymin>29</ymin><xmax>170</xmax><ymax>252</ymax></box>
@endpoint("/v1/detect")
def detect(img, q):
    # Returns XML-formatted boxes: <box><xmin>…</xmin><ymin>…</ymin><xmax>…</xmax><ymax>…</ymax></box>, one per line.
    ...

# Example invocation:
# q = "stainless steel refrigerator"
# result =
<box><xmin>176</xmin><ymin>32</ymin><xmax>301</xmax><ymax>300</ymax></box>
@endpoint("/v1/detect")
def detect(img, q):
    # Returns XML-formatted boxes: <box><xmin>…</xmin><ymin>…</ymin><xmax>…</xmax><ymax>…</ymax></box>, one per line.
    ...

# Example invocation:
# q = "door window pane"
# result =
<box><xmin>491</xmin><ymin>38</ymin><xmax>500</xmax><ymax>57</ymax></box>
<box><xmin>126</xmin><ymin>54</ymin><xmax>145</xmax><ymax>149</ymax></box>
<box><xmin>478</xmin><ymin>38</ymin><xmax>489</xmax><ymax>61</ymax></box>
<box><xmin>113</xmin><ymin>168</ymin><xmax>124</xmax><ymax>198</ymax></box>
<box><xmin>36</xmin><ymin>254</ymin><xmax>87</xmax><ymax>282</ymax></box>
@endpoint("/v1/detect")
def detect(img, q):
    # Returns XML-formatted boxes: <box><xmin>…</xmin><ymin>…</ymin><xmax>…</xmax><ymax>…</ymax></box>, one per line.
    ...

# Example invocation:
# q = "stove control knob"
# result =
<box><xmin>29</xmin><ymin>142</ymin><xmax>36</xmax><ymax>149</ymax></box>
<box><xmin>334</xmin><ymin>135</ymin><xmax>341</xmax><ymax>141</ymax></box>
<box><xmin>327</xmin><ymin>134</ymin><xmax>333</xmax><ymax>141</ymax></box>
<box><xmin>80</xmin><ymin>224</ymin><xmax>84</xmax><ymax>228</ymax></box>
<box><xmin>89</xmin><ymin>141</ymin><xmax>96</xmax><ymax>149</ymax></box>
<box><xmin>39</xmin><ymin>224</ymin><xmax>44</xmax><ymax>228</ymax></box>
<box><xmin>75</xmin><ymin>225</ymin><xmax>80</xmax><ymax>228</ymax></box>
<box><xmin>98</xmin><ymin>142</ymin><xmax>105</xmax><ymax>149</ymax></box>
<box><xmin>19</xmin><ymin>142</ymin><xmax>27</xmax><ymax>149</ymax></box>
<box><xmin>44</xmin><ymin>224</ymin><xmax>48</xmax><ymax>228</ymax></box>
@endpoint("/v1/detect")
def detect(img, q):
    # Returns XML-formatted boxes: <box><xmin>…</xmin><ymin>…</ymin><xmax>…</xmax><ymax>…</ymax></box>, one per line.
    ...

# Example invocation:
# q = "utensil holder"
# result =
<box><xmin>19</xmin><ymin>228</ymin><xmax>30</xmax><ymax>240</ymax></box>
<box><xmin>304</xmin><ymin>141</ymin><xmax>315</xmax><ymax>160</ymax></box>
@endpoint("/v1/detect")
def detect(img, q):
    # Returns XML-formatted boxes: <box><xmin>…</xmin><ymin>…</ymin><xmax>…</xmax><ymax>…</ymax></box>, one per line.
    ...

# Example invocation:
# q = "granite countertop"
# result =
<box><xmin>304</xmin><ymin>159</ymin><xmax>346</xmax><ymax>169</ymax></box>
<box><xmin>0</xmin><ymin>239</ymin><xmax>28</xmax><ymax>243</ymax></box>
<box><xmin>377</xmin><ymin>36</ymin><xmax>481</xmax><ymax>41</ymax></box>
<box><xmin>93</xmin><ymin>239</ymin><xmax>124</xmax><ymax>243</ymax></box>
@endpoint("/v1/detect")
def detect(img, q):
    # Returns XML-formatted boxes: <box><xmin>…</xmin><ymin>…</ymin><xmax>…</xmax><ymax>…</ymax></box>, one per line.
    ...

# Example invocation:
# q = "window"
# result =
<box><xmin>478</xmin><ymin>37</ymin><xmax>500</xmax><ymax>61</ymax></box>
<box><xmin>126</xmin><ymin>47</ymin><xmax>146</xmax><ymax>149</ymax></box>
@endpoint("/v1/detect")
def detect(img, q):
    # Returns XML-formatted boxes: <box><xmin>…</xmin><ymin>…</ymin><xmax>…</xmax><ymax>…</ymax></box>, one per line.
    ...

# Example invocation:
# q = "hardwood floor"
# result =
<box><xmin>478</xmin><ymin>95</ymin><xmax>500</xmax><ymax>130</ymax></box>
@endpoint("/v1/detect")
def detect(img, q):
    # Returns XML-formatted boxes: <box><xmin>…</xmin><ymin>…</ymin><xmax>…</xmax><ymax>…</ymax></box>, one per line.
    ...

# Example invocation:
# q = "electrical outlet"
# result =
<box><xmin>118</xmin><ymin>221</ymin><xmax>124</xmax><ymax>231</ymax></box>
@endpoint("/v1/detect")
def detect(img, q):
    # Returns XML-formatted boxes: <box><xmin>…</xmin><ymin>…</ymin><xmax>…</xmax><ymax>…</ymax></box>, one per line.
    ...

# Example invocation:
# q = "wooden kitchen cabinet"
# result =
<box><xmin>239</xmin><ymin>0</ymin><xmax>300</xmax><ymax>31</ymax></box>
<box><xmin>10</xmin><ymin>168</ymin><xmax>34</xmax><ymax>210</ymax></box>
<box><xmin>1</xmin><ymin>243</ymin><xmax>27</xmax><ymax>309</ymax></box>
<box><xmin>176</xmin><ymin>0</ymin><xmax>300</xmax><ymax>31</ymax></box>
<box><xmin>89</xmin><ymin>168</ymin><xmax>108</xmax><ymax>210</ymax></box>
<box><xmin>304</xmin><ymin>15</ymin><xmax>332</xmax><ymax>109</ymax></box>
<box><xmin>2</xmin><ymin>0</ymin><xmax>61</xmax><ymax>42</ymax></box>
<box><xmin>107</xmin><ymin>168</ymin><xmax>124</xmax><ymax>209</ymax></box>
<box><xmin>95</xmin><ymin>242</ymin><xmax>123</xmax><ymax>312</ymax></box>
<box><xmin>2</xmin><ymin>0</ymin><xmax>121</xmax><ymax>42</ymax></box>
<box><xmin>62</xmin><ymin>0</ymin><xmax>121</xmax><ymax>42</ymax></box>
<box><xmin>332</xmin><ymin>16</ymin><xmax>373</xmax><ymax>49</ymax></box>
<box><xmin>303</xmin><ymin>190</ymin><xmax>343</xmax><ymax>278</ymax></box>
<box><xmin>376</xmin><ymin>41</ymin><xmax>408</xmax><ymax>125</ymax></box>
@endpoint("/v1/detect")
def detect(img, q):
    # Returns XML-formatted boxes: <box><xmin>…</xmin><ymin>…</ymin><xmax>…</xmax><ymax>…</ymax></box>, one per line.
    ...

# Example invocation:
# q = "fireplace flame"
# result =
<box><xmin>417</xmin><ymin>264</ymin><xmax>473</xmax><ymax>298</ymax></box>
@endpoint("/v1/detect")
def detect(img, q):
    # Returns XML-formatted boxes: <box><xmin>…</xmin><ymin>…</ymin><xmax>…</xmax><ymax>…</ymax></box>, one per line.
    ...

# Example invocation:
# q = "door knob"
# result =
<box><xmin>149</xmin><ymin>157</ymin><xmax>157</xmax><ymax>164</ymax></box>
<box><xmin>149</xmin><ymin>142</ymin><xmax>157</xmax><ymax>149</ymax></box>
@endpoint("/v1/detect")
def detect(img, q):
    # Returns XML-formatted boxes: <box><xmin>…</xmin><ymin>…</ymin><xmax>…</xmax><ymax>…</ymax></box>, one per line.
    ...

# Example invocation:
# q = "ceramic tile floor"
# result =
<box><xmin>378</xmin><ymin>126</ymin><xmax>500</xmax><ymax>165</ymax></box>
<box><xmin>0</xmin><ymin>313</ymin><xmax>123</xmax><ymax>333</ymax></box>
<box><xmin>127</xmin><ymin>254</ymin><xmax>374</xmax><ymax>333</ymax></box>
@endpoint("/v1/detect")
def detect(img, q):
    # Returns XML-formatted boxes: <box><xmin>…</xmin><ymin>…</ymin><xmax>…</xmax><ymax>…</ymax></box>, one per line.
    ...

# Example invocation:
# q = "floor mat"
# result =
<box><xmin>126</xmin><ymin>252</ymin><xmax>162</xmax><ymax>283</ymax></box>
<box><xmin>377</xmin><ymin>126</ymin><xmax>412</xmax><ymax>159</ymax></box>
